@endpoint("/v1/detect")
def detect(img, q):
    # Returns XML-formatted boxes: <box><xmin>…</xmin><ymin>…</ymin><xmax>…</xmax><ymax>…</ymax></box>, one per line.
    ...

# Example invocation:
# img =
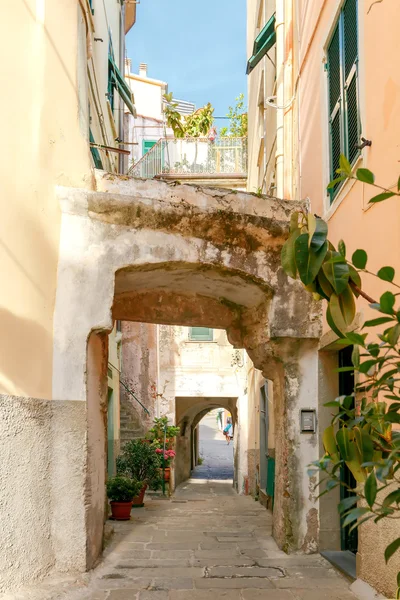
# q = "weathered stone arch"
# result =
<box><xmin>53</xmin><ymin>173</ymin><xmax>321</xmax><ymax>573</ymax></box>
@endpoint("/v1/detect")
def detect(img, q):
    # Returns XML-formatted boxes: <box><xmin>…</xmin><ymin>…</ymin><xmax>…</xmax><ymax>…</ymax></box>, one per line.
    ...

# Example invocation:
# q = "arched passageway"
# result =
<box><xmin>174</xmin><ymin>397</ymin><xmax>237</xmax><ymax>488</ymax></box>
<box><xmin>51</xmin><ymin>173</ymin><xmax>321</xmax><ymax>573</ymax></box>
<box><xmin>194</xmin><ymin>409</ymin><xmax>235</xmax><ymax>481</ymax></box>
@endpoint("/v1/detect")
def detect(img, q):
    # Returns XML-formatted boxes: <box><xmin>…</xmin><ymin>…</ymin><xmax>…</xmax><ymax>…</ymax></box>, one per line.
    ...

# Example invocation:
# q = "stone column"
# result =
<box><xmin>269</xmin><ymin>339</ymin><xmax>320</xmax><ymax>553</ymax></box>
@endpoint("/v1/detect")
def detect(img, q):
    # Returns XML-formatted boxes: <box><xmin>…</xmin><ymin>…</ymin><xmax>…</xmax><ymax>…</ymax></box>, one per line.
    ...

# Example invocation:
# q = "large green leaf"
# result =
<box><xmin>382</xmin><ymin>490</ymin><xmax>400</xmax><ymax>509</ymax></box>
<box><xmin>338</xmin><ymin>286</ymin><xmax>356</xmax><ymax>326</ymax></box>
<box><xmin>281</xmin><ymin>228</ymin><xmax>301</xmax><ymax>279</ymax></box>
<box><xmin>323</xmin><ymin>253</ymin><xmax>349</xmax><ymax>294</ymax></box>
<box><xmin>348</xmin><ymin>265</ymin><xmax>362</xmax><ymax>289</ymax></box>
<box><xmin>338</xmin><ymin>495</ymin><xmax>359</xmax><ymax>514</ymax></box>
<box><xmin>354</xmin><ymin>427</ymin><xmax>374</xmax><ymax>463</ymax></box>
<box><xmin>342</xmin><ymin>507</ymin><xmax>370</xmax><ymax>528</ymax></box>
<box><xmin>290</xmin><ymin>211</ymin><xmax>299</xmax><ymax>233</ymax></box>
<box><xmin>377</xmin><ymin>266</ymin><xmax>395</xmax><ymax>282</ymax></box>
<box><xmin>369</xmin><ymin>192</ymin><xmax>396</xmax><ymax>204</ymax></box>
<box><xmin>308</xmin><ymin>216</ymin><xmax>328</xmax><ymax>251</ymax></box>
<box><xmin>317</xmin><ymin>270</ymin><xmax>334</xmax><ymax>298</ymax></box>
<box><xmin>352</xmin><ymin>249</ymin><xmax>368</xmax><ymax>270</ymax></box>
<box><xmin>327</xmin><ymin>303</ymin><xmax>345</xmax><ymax>338</ymax></box>
<box><xmin>336</xmin><ymin>427</ymin><xmax>351</xmax><ymax>461</ymax></box>
<box><xmin>294</xmin><ymin>234</ymin><xmax>328</xmax><ymax>286</ymax></box>
<box><xmin>329</xmin><ymin>293</ymin><xmax>348</xmax><ymax>334</ymax></box>
<box><xmin>323</xmin><ymin>425</ymin><xmax>339</xmax><ymax>462</ymax></box>
<box><xmin>364</xmin><ymin>471</ymin><xmax>377</xmax><ymax>507</ymax></box>
<box><xmin>339</xmin><ymin>154</ymin><xmax>352</xmax><ymax>176</ymax></box>
<box><xmin>380</xmin><ymin>291</ymin><xmax>396</xmax><ymax>314</ymax></box>
<box><xmin>356</xmin><ymin>168</ymin><xmax>375</xmax><ymax>184</ymax></box>
<box><xmin>385</xmin><ymin>537</ymin><xmax>400</xmax><ymax>563</ymax></box>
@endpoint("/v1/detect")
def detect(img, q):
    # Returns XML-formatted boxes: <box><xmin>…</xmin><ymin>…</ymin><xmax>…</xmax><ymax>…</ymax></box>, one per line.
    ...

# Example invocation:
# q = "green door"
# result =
<box><xmin>339</xmin><ymin>346</ymin><xmax>358</xmax><ymax>554</ymax></box>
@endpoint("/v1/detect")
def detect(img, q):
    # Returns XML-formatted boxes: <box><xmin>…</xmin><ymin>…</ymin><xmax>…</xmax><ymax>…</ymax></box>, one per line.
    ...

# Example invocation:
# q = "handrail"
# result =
<box><xmin>128</xmin><ymin>136</ymin><xmax>248</xmax><ymax>180</ymax></box>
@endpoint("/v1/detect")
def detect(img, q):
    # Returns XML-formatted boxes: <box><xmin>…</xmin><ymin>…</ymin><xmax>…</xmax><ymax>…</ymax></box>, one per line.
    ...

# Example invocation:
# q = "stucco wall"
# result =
<box><xmin>0</xmin><ymin>396</ymin><xmax>87</xmax><ymax>592</ymax></box>
<box><xmin>296</xmin><ymin>0</ymin><xmax>400</xmax><ymax>589</ymax></box>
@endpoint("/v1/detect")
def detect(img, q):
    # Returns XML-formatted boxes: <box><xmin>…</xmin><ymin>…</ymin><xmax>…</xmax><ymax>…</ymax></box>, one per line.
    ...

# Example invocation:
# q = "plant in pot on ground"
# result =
<box><xmin>106</xmin><ymin>476</ymin><xmax>143</xmax><ymax>520</ymax></box>
<box><xmin>116</xmin><ymin>439</ymin><xmax>162</xmax><ymax>507</ymax></box>
<box><xmin>146</xmin><ymin>416</ymin><xmax>180</xmax><ymax>481</ymax></box>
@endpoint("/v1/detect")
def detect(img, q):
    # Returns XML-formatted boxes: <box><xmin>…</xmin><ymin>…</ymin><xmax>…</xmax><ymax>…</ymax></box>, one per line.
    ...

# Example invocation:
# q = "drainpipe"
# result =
<box><xmin>283</xmin><ymin>0</ymin><xmax>293</xmax><ymax>199</ymax></box>
<box><xmin>275</xmin><ymin>0</ymin><xmax>285</xmax><ymax>198</ymax></box>
<box><xmin>118</xmin><ymin>2</ymin><xmax>126</xmax><ymax>174</ymax></box>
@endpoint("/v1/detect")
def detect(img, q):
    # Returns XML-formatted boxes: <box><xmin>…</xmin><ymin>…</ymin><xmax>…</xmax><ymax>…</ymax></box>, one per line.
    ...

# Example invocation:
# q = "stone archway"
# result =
<box><xmin>52</xmin><ymin>173</ymin><xmax>321</xmax><ymax>572</ymax></box>
<box><xmin>174</xmin><ymin>397</ymin><xmax>237</xmax><ymax>488</ymax></box>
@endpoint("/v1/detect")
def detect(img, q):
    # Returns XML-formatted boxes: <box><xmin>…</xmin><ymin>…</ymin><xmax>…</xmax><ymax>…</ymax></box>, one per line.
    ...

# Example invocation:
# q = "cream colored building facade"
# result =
<box><xmin>247</xmin><ymin>0</ymin><xmax>400</xmax><ymax>595</ymax></box>
<box><xmin>0</xmin><ymin>0</ymin><xmax>135</xmax><ymax>592</ymax></box>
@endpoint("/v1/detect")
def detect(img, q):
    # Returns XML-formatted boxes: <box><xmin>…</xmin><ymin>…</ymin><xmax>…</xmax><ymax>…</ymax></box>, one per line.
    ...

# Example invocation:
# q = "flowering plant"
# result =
<box><xmin>155</xmin><ymin>448</ymin><xmax>176</xmax><ymax>465</ymax></box>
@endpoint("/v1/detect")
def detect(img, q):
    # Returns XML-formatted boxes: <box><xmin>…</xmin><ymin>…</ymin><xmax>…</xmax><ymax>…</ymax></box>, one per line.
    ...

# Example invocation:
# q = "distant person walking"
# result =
<box><xmin>223</xmin><ymin>418</ymin><xmax>233</xmax><ymax>445</ymax></box>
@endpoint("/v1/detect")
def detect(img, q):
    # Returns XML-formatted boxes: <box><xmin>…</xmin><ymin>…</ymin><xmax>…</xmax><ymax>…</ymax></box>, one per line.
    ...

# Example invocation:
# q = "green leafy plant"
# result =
<box><xmin>219</xmin><ymin>93</ymin><xmax>248</xmax><ymax>138</ymax></box>
<box><xmin>106</xmin><ymin>476</ymin><xmax>143</xmax><ymax>502</ymax></box>
<box><xmin>163</xmin><ymin>93</ymin><xmax>214</xmax><ymax>139</ymax></box>
<box><xmin>116</xmin><ymin>439</ymin><xmax>162</xmax><ymax>489</ymax></box>
<box><xmin>281</xmin><ymin>154</ymin><xmax>400</xmax><ymax>596</ymax></box>
<box><xmin>146</xmin><ymin>416</ymin><xmax>180</xmax><ymax>443</ymax></box>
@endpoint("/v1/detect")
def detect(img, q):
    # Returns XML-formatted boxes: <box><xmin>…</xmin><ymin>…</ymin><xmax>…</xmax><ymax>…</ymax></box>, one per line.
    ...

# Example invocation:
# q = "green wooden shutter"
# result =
<box><xmin>89</xmin><ymin>128</ymin><xmax>103</xmax><ymax>169</ymax></box>
<box><xmin>327</xmin><ymin>0</ymin><xmax>359</xmax><ymax>202</ymax></box>
<box><xmin>327</xmin><ymin>23</ymin><xmax>342</xmax><ymax>198</ymax></box>
<box><xmin>143</xmin><ymin>140</ymin><xmax>157</xmax><ymax>155</ymax></box>
<box><xmin>189</xmin><ymin>327</ymin><xmax>213</xmax><ymax>341</ymax></box>
<box><xmin>343</xmin><ymin>0</ymin><xmax>360</xmax><ymax>165</ymax></box>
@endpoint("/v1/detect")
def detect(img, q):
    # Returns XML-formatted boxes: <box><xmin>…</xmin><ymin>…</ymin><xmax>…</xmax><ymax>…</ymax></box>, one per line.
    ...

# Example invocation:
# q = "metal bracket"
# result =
<box><xmin>355</xmin><ymin>137</ymin><xmax>372</xmax><ymax>150</ymax></box>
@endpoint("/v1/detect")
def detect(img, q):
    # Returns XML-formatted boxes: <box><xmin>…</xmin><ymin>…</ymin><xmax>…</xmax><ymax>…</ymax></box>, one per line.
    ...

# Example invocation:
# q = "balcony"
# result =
<box><xmin>127</xmin><ymin>137</ymin><xmax>247</xmax><ymax>189</ymax></box>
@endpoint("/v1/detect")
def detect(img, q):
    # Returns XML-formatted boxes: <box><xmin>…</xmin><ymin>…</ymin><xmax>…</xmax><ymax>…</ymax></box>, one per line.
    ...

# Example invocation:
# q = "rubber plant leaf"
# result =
<box><xmin>281</xmin><ymin>228</ymin><xmax>301</xmax><ymax>279</ymax></box>
<box><xmin>338</xmin><ymin>285</ymin><xmax>356</xmax><ymax>327</ymax></box>
<box><xmin>323</xmin><ymin>252</ymin><xmax>349</xmax><ymax>295</ymax></box>
<box><xmin>295</xmin><ymin>234</ymin><xmax>328</xmax><ymax>286</ymax></box>
<box><xmin>309</xmin><ymin>216</ymin><xmax>328</xmax><ymax>251</ymax></box>
<box><xmin>323</xmin><ymin>425</ymin><xmax>339</xmax><ymax>463</ymax></box>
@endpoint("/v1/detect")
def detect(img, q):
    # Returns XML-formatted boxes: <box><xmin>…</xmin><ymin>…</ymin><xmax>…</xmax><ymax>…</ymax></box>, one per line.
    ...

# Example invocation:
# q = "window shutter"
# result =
<box><xmin>327</xmin><ymin>24</ymin><xmax>342</xmax><ymax>191</ymax></box>
<box><xmin>343</xmin><ymin>0</ymin><xmax>360</xmax><ymax>165</ymax></box>
<box><xmin>189</xmin><ymin>327</ymin><xmax>213</xmax><ymax>341</ymax></box>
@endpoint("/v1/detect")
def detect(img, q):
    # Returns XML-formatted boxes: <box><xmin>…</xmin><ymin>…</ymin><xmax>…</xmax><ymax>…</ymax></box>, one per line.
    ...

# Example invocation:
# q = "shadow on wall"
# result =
<box><xmin>0</xmin><ymin>307</ymin><xmax>52</xmax><ymax>397</ymax></box>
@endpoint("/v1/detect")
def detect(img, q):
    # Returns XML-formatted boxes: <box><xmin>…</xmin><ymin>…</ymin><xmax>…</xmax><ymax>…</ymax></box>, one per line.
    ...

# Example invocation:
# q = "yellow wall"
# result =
<box><xmin>1</xmin><ymin>1</ymin><xmax>127</xmax><ymax>399</ymax></box>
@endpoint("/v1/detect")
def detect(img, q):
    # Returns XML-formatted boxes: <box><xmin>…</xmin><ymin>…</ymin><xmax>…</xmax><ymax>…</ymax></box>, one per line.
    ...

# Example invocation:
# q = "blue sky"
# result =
<box><xmin>126</xmin><ymin>0</ymin><xmax>247</xmax><ymax>119</ymax></box>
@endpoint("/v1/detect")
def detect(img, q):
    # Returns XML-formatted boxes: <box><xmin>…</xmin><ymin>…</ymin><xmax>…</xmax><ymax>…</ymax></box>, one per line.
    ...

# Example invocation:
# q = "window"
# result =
<box><xmin>327</xmin><ymin>0</ymin><xmax>360</xmax><ymax>201</ymax></box>
<box><xmin>142</xmin><ymin>140</ymin><xmax>157</xmax><ymax>155</ymax></box>
<box><xmin>189</xmin><ymin>327</ymin><xmax>213</xmax><ymax>341</ymax></box>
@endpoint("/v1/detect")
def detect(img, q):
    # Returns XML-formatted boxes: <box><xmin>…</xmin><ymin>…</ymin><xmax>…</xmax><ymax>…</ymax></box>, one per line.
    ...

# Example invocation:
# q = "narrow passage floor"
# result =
<box><xmin>80</xmin><ymin>480</ymin><xmax>357</xmax><ymax>600</ymax></box>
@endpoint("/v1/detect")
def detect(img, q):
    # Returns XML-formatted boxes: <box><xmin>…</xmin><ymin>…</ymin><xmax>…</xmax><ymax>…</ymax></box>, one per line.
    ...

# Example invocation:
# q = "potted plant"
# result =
<box><xmin>146</xmin><ymin>416</ymin><xmax>180</xmax><ymax>482</ymax></box>
<box><xmin>106</xmin><ymin>476</ymin><xmax>142</xmax><ymax>520</ymax></box>
<box><xmin>116</xmin><ymin>439</ymin><xmax>162</xmax><ymax>507</ymax></box>
<box><xmin>155</xmin><ymin>447</ymin><xmax>176</xmax><ymax>481</ymax></box>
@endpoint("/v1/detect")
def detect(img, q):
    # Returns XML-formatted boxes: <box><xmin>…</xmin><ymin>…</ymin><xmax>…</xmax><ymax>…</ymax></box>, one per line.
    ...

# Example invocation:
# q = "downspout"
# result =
<box><xmin>283</xmin><ymin>0</ymin><xmax>293</xmax><ymax>199</ymax></box>
<box><xmin>275</xmin><ymin>0</ymin><xmax>285</xmax><ymax>198</ymax></box>
<box><xmin>118</xmin><ymin>2</ymin><xmax>126</xmax><ymax>174</ymax></box>
<box><xmin>78</xmin><ymin>0</ymin><xmax>93</xmax><ymax>59</ymax></box>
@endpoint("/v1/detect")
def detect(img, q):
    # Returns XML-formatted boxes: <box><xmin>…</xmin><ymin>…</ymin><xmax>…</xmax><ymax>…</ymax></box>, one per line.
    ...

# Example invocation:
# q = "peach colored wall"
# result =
<box><xmin>297</xmin><ymin>1</ymin><xmax>400</xmax><ymax>594</ymax></box>
<box><xmin>298</xmin><ymin>0</ymin><xmax>400</xmax><ymax>330</ymax></box>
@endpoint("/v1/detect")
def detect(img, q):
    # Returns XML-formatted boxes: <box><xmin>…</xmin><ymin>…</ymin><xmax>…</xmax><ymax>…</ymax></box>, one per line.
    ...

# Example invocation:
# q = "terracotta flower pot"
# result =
<box><xmin>132</xmin><ymin>483</ymin><xmax>147</xmax><ymax>508</ymax></box>
<box><xmin>110</xmin><ymin>501</ymin><xmax>132</xmax><ymax>520</ymax></box>
<box><xmin>159</xmin><ymin>467</ymin><xmax>171</xmax><ymax>481</ymax></box>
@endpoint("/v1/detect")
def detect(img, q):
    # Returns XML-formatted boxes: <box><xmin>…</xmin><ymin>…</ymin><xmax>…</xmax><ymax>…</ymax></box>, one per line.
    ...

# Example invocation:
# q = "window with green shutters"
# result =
<box><xmin>327</xmin><ymin>0</ymin><xmax>360</xmax><ymax>201</ymax></box>
<box><xmin>189</xmin><ymin>327</ymin><xmax>213</xmax><ymax>341</ymax></box>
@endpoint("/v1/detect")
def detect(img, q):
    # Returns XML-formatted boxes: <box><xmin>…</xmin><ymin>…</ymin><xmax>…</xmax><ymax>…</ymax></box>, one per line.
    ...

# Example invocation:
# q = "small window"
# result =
<box><xmin>327</xmin><ymin>0</ymin><xmax>360</xmax><ymax>201</ymax></box>
<box><xmin>143</xmin><ymin>140</ymin><xmax>157</xmax><ymax>155</ymax></box>
<box><xmin>189</xmin><ymin>327</ymin><xmax>213</xmax><ymax>341</ymax></box>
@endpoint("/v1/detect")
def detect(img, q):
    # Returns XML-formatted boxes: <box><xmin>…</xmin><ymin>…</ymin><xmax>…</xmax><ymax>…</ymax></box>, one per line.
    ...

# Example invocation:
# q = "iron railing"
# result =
<box><xmin>128</xmin><ymin>137</ymin><xmax>248</xmax><ymax>179</ymax></box>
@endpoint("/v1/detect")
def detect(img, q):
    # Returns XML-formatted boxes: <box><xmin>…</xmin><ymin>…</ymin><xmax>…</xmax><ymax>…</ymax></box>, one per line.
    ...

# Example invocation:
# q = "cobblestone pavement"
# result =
<box><xmin>70</xmin><ymin>479</ymin><xmax>357</xmax><ymax>600</ymax></box>
<box><xmin>192</xmin><ymin>412</ymin><xmax>234</xmax><ymax>480</ymax></box>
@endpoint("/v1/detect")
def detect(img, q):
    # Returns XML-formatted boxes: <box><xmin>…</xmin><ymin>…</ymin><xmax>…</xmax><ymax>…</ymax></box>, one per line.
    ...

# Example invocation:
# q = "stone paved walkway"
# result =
<box><xmin>75</xmin><ymin>479</ymin><xmax>357</xmax><ymax>600</ymax></box>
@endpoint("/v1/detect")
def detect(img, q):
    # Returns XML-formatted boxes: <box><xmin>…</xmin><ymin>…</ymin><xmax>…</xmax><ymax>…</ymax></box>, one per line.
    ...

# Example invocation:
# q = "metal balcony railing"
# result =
<box><xmin>127</xmin><ymin>137</ymin><xmax>247</xmax><ymax>179</ymax></box>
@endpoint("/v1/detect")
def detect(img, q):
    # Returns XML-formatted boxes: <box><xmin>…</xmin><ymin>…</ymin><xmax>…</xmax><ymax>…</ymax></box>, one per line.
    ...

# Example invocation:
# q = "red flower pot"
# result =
<box><xmin>159</xmin><ymin>467</ymin><xmax>171</xmax><ymax>481</ymax></box>
<box><xmin>110</xmin><ymin>501</ymin><xmax>132</xmax><ymax>520</ymax></box>
<box><xmin>132</xmin><ymin>484</ymin><xmax>147</xmax><ymax>508</ymax></box>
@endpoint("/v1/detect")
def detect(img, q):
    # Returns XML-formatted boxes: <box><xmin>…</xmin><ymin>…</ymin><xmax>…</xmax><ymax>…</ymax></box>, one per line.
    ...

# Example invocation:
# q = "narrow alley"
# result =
<box><xmin>76</xmin><ymin>480</ymin><xmax>357</xmax><ymax>600</ymax></box>
<box><xmin>192</xmin><ymin>411</ymin><xmax>234</xmax><ymax>481</ymax></box>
